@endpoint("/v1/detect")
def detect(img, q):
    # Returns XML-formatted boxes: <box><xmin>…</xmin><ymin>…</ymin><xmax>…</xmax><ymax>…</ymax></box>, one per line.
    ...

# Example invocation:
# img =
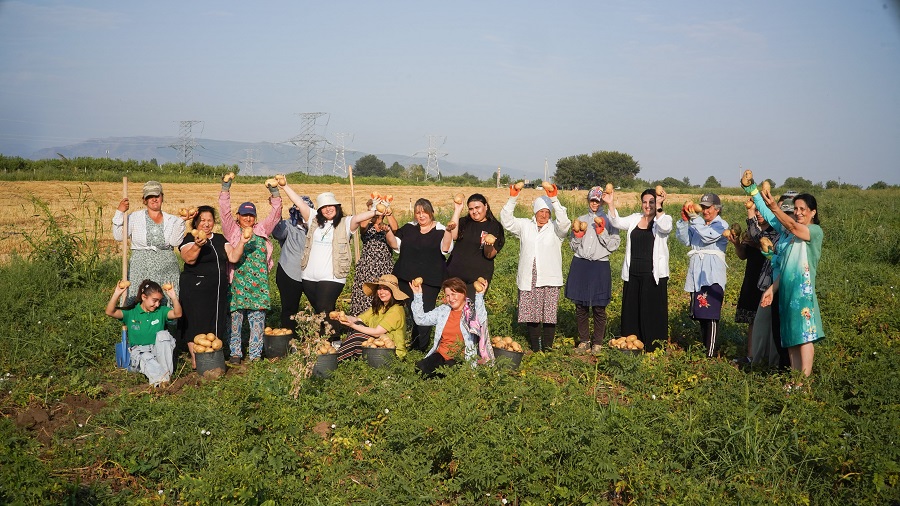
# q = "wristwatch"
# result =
<box><xmin>657</xmin><ymin>207</ymin><xmax>663</xmax><ymax>213</ymax></box>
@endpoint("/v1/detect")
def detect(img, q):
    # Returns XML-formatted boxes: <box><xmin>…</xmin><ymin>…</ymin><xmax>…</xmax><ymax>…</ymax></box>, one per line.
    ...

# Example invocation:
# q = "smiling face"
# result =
<box><xmin>376</xmin><ymin>286</ymin><xmax>393</xmax><ymax>303</ymax></box>
<box><xmin>140</xmin><ymin>290</ymin><xmax>164</xmax><ymax>313</ymax></box>
<box><xmin>320</xmin><ymin>205</ymin><xmax>337</xmax><ymax>221</ymax></box>
<box><xmin>589</xmin><ymin>200</ymin><xmax>601</xmax><ymax>213</ymax></box>
<box><xmin>196</xmin><ymin>211</ymin><xmax>215</xmax><ymax>235</ymax></box>
<box><xmin>238</xmin><ymin>213</ymin><xmax>256</xmax><ymax>228</ymax></box>
<box><xmin>534</xmin><ymin>208</ymin><xmax>551</xmax><ymax>227</ymax></box>
<box><xmin>443</xmin><ymin>287</ymin><xmax>466</xmax><ymax>311</ymax></box>
<box><xmin>640</xmin><ymin>194</ymin><xmax>656</xmax><ymax>217</ymax></box>
<box><xmin>792</xmin><ymin>198</ymin><xmax>816</xmax><ymax>226</ymax></box>
<box><xmin>415</xmin><ymin>206</ymin><xmax>433</xmax><ymax>227</ymax></box>
<box><xmin>701</xmin><ymin>204</ymin><xmax>720</xmax><ymax>224</ymax></box>
<box><xmin>468</xmin><ymin>201</ymin><xmax>487</xmax><ymax>222</ymax></box>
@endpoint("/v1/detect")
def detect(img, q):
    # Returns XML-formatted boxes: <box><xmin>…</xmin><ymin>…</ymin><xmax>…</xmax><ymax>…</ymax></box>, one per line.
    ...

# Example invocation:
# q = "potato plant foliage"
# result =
<box><xmin>0</xmin><ymin>188</ymin><xmax>898</xmax><ymax>504</ymax></box>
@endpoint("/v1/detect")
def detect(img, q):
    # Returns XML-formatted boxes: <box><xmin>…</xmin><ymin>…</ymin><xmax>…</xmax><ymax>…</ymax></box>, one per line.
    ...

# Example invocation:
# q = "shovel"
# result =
<box><xmin>116</xmin><ymin>176</ymin><xmax>130</xmax><ymax>369</ymax></box>
<box><xmin>115</xmin><ymin>325</ymin><xmax>130</xmax><ymax>369</ymax></box>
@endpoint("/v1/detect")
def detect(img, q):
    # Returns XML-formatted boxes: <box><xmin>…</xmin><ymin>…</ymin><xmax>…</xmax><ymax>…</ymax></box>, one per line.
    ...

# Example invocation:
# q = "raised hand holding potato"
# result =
<box><xmin>509</xmin><ymin>183</ymin><xmax>522</xmax><ymax>197</ymax></box>
<box><xmin>543</xmin><ymin>182</ymin><xmax>558</xmax><ymax>198</ymax></box>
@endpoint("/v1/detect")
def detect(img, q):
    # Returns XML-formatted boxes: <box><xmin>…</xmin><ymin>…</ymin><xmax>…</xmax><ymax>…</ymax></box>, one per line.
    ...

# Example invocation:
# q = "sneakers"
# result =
<box><xmin>576</xmin><ymin>341</ymin><xmax>590</xmax><ymax>352</ymax></box>
<box><xmin>227</xmin><ymin>356</ymin><xmax>242</xmax><ymax>367</ymax></box>
<box><xmin>590</xmin><ymin>344</ymin><xmax>603</xmax><ymax>355</ymax></box>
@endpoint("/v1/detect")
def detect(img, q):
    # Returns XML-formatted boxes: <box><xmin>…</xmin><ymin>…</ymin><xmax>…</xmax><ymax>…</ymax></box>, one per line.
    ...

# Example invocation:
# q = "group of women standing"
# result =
<box><xmin>109</xmin><ymin>171</ymin><xmax>824</xmax><ymax>382</ymax></box>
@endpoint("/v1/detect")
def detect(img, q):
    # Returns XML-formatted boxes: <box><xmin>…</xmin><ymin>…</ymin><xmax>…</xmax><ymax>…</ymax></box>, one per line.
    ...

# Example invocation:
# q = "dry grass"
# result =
<box><xmin>0</xmin><ymin>180</ymin><xmax>745</xmax><ymax>262</ymax></box>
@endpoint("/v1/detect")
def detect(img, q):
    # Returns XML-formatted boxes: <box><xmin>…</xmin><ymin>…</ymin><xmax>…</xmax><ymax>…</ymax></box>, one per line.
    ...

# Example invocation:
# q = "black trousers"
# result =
<box><xmin>621</xmin><ymin>273</ymin><xmax>668</xmax><ymax>351</ymax></box>
<box><xmin>526</xmin><ymin>322</ymin><xmax>556</xmax><ymax>352</ymax></box>
<box><xmin>301</xmin><ymin>279</ymin><xmax>345</xmax><ymax>340</ymax></box>
<box><xmin>397</xmin><ymin>279</ymin><xmax>441</xmax><ymax>352</ymax></box>
<box><xmin>575</xmin><ymin>304</ymin><xmax>607</xmax><ymax>346</ymax></box>
<box><xmin>276</xmin><ymin>265</ymin><xmax>304</xmax><ymax>330</ymax></box>
<box><xmin>416</xmin><ymin>352</ymin><xmax>457</xmax><ymax>378</ymax></box>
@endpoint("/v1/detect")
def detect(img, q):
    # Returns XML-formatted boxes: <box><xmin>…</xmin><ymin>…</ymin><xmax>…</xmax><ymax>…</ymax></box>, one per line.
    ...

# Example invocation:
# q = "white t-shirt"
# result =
<box><xmin>302</xmin><ymin>218</ymin><xmax>353</xmax><ymax>283</ymax></box>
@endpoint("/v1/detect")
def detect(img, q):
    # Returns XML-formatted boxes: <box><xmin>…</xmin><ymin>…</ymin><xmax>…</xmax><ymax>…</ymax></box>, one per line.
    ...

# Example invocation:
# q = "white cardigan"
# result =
<box><xmin>500</xmin><ymin>196</ymin><xmax>571</xmax><ymax>291</ymax></box>
<box><xmin>607</xmin><ymin>210</ymin><xmax>672</xmax><ymax>284</ymax></box>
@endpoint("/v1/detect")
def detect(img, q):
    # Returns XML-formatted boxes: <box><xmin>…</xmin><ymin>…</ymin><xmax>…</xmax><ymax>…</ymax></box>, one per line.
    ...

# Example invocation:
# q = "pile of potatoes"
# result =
<box><xmin>315</xmin><ymin>342</ymin><xmax>339</xmax><ymax>355</ymax></box>
<box><xmin>491</xmin><ymin>336</ymin><xmax>523</xmax><ymax>353</ymax></box>
<box><xmin>609</xmin><ymin>335</ymin><xmax>644</xmax><ymax>351</ymax></box>
<box><xmin>362</xmin><ymin>336</ymin><xmax>397</xmax><ymax>349</ymax></box>
<box><xmin>193</xmin><ymin>333</ymin><xmax>223</xmax><ymax>353</ymax></box>
<box><xmin>265</xmin><ymin>327</ymin><xmax>293</xmax><ymax>336</ymax></box>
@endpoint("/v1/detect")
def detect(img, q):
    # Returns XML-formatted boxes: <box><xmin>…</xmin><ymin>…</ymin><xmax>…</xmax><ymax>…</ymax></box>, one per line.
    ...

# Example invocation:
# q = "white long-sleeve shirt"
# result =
<box><xmin>500</xmin><ymin>196</ymin><xmax>571</xmax><ymax>291</ymax></box>
<box><xmin>607</xmin><ymin>210</ymin><xmax>672</xmax><ymax>285</ymax></box>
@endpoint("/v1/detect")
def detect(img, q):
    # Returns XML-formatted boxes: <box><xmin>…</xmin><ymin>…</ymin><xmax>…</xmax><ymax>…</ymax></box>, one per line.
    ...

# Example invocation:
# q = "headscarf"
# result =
<box><xmin>461</xmin><ymin>299</ymin><xmax>494</xmax><ymax>364</ymax></box>
<box><xmin>588</xmin><ymin>186</ymin><xmax>604</xmax><ymax>203</ymax></box>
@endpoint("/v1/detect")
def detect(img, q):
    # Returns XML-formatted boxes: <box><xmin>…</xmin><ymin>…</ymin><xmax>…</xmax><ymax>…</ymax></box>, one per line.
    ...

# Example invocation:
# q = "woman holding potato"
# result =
<box><xmin>178</xmin><ymin>205</ymin><xmax>248</xmax><ymax>369</ymax></box>
<box><xmin>348</xmin><ymin>196</ymin><xmax>400</xmax><ymax>316</ymax></box>
<box><xmin>412</xmin><ymin>276</ymin><xmax>493</xmax><ymax>377</ymax></box>
<box><xmin>219</xmin><ymin>174</ymin><xmax>283</xmax><ymax>365</ymax></box>
<box><xmin>105</xmin><ymin>279</ymin><xmax>182</xmax><ymax>387</ymax></box>
<box><xmin>391</xmin><ymin>198</ymin><xmax>452</xmax><ymax>352</ymax></box>
<box><xmin>745</xmin><ymin>173</ymin><xmax>824</xmax><ymax>379</ymax></box>
<box><xmin>500</xmin><ymin>182</ymin><xmax>571</xmax><ymax>352</ymax></box>
<box><xmin>337</xmin><ymin>274</ymin><xmax>408</xmax><ymax>362</ymax></box>
<box><xmin>605</xmin><ymin>187</ymin><xmax>672</xmax><ymax>351</ymax></box>
<box><xmin>445</xmin><ymin>193</ymin><xmax>506</xmax><ymax>298</ymax></box>
<box><xmin>675</xmin><ymin>192</ymin><xmax>730</xmax><ymax>358</ymax></box>
<box><xmin>112</xmin><ymin>180</ymin><xmax>186</xmax><ymax>303</ymax></box>
<box><xmin>566</xmin><ymin>186</ymin><xmax>621</xmax><ymax>354</ymax></box>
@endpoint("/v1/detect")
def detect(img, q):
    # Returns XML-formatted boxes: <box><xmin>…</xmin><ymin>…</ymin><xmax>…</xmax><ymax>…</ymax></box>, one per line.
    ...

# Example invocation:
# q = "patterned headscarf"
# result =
<box><xmin>288</xmin><ymin>196</ymin><xmax>314</xmax><ymax>227</ymax></box>
<box><xmin>461</xmin><ymin>299</ymin><xmax>494</xmax><ymax>364</ymax></box>
<box><xmin>588</xmin><ymin>186</ymin><xmax>604</xmax><ymax>203</ymax></box>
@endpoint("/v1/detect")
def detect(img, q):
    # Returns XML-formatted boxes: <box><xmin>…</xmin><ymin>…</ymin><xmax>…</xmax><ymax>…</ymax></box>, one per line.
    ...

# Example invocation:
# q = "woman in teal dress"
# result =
<box><xmin>746</xmin><ymin>179</ymin><xmax>824</xmax><ymax>378</ymax></box>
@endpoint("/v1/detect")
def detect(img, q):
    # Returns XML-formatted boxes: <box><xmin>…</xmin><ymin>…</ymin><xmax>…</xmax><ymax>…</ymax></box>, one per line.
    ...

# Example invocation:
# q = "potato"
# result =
<box><xmin>541</xmin><ymin>181</ymin><xmax>554</xmax><ymax>191</ymax></box>
<box><xmin>188</xmin><ymin>207</ymin><xmax>197</xmax><ymax>216</ymax></box>
<box><xmin>178</xmin><ymin>207</ymin><xmax>189</xmax><ymax>217</ymax></box>
<box><xmin>655</xmin><ymin>185</ymin><xmax>664</xmax><ymax>196</ymax></box>
<box><xmin>453</xmin><ymin>193</ymin><xmax>465</xmax><ymax>204</ymax></box>
<box><xmin>761</xmin><ymin>180</ymin><xmax>771</xmax><ymax>193</ymax></box>
<box><xmin>514</xmin><ymin>181</ymin><xmax>525</xmax><ymax>190</ymax></box>
<box><xmin>759</xmin><ymin>237</ymin><xmax>774</xmax><ymax>253</ymax></box>
<box><xmin>594</xmin><ymin>216</ymin><xmax>604</xmax><ymax>225</ymax></box>
<box><xmin>194</xmin><ymin>230</ymin><xmax>208</xmax><ymax>241</ymax></box>
<box><xmin>741</xmin><ymin>169</ymin><xmax>754</xmax><ymax>187</ymax></box>
<box><xmin>511</xmin><ymin>342</ymin><xmax>522</xmax><ymax>352</ymax></box>
<box><xmin>483</xmin><ymin>233</ymin><xmax>496</xmax><ymax>245</ymax></box>
<box><xmin>473</xmin><ymin>280</ymin><xmax>485</xmax><ymax>293</ymax></box>
<box><xmin>745</xmin><ymin>199</ymin><xmax>755</xmax><ymax>210</ymax></box>
<box><xmin>732</xmin><ymin>224</ymin><xmax>743</xmax><ymax>238</ymax></box>
<box><xmin>411</xmin><ymin>277</ymin><xmax>423</xmax><ymax>288</ymax></box>
<box><xmin>265</xmin><ymin>178</ymin><xmax>278</xmax><ymax>188</ymax></box>
<box><xmin>211</xmin><ymin>339</ymin><xmax>223</xmax><ymax>350</ymax></box>
<box><xmin>242</xmin><ymin>227</ymin><xmax>253</xmax><ymax>240</ymax></box>
<box><xmin>161</xmin><ymin>282</ymin><xmax>173</xmax><ymax>291</ymax></box>
<box><xmin>275</xmin><ymin>174</ymin><xmax>286</xmax><ymax>186</ymax></box>
<box><xmin>693</xmin><ymin>203</ymin><xmax>703</xmax><ymax>214</ymax></box>
<box><xmin>223</xmin><ymin>172</ymin><xmax>235</xmax><ymax>182</ymax></box>
<box><xmin>194</xmin><ymin>344</ymin><xmax>208</xmax><ymax>353</ymax></box>
<box><xmin>605</xmin><ymin>183</ymin><xmax>614</xmax><ymax>193</ymax></box>
<box><xmin>264</xmin><ymin>326</ymin><xmax>272</xmax><ymax>333</ymax></box>
<box><xmin>117</xmin><ymin>280</ymin><xmax>131</xmax><ymax>289</ymax></box>
<box><xmin>503</xmin><ymin>336</ymin><xmax>513</xmax><ymax>345</ymax></box>
<box><xmin>376</xmin><ymin>203</ymin><xmax>387</xmax><ymax>213</ymax></box>
<box><xmin>722</xmin><ymin>229</ymin><xmax>733</xmax><ymax>239</ymax></box>
<box><xmin>626</xmin><ymin>334</ymin><xmax>637</xmax><ymax>343</ymax></box>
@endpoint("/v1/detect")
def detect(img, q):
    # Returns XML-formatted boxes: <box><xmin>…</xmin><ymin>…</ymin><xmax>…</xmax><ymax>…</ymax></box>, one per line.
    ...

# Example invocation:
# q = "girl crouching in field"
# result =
<box><xmin>105</xmin><ymin>279</ymin><xmax>182</xmax><ymax>386</ymax></box>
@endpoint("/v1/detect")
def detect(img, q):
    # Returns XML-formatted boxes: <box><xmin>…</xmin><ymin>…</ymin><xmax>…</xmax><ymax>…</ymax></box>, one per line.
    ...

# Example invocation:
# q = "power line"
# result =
<box><xmin>286</xmin><ymin>112</ymin><xmax>329</xmax><ymax>175</ymax></box>
<box><xmin>169</xmin><ymin>120</ymin><xmax>202</xmax><ymax>166</ymax></box>
<box><xmin>415</xmin><ymin>135</ymin><xmax>447</xmax><ymax>181</ymax></box>
<box><xmin>331</xmin><ymin>132</ymin><xmax>353</xmax><ymax>176</ymax></box>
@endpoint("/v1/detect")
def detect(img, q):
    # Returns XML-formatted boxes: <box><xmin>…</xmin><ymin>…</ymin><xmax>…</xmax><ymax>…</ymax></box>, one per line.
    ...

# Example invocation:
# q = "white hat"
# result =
<box><xmin>315</xmin><ymin>192</ymin><xmax>340</xmax><ymax>209</ymax></box>
<box><xmin>532</xmin><ymin>196</ymin><xmax>551</xmax><ymax>215</ymax></box>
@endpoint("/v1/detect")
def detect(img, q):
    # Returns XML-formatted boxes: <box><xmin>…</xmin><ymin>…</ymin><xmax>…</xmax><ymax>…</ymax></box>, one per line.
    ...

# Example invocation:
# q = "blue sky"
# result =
<box><xmin>1</xmin><ymin>0</ymin><xmax>898</xmax><ymax>185</ymax></box>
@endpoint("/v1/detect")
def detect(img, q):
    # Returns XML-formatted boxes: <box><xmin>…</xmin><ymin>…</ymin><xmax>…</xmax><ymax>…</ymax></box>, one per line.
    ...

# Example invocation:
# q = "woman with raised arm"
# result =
<box><xmin>219</xmin><ymin>174</ymin><xmax>282</xmax><ymax>365</ymax></box>
<box><xmin>348</xmin><ymin>197</ymin><xmax>400</xmax><ymax>316</ymax></box>
<box><xmin>744</xmin><ymin>172</ymin><xmax>824</xmax><ymax>379</ymax></box>
<box><xmin>178</xmin><ymin>205</ymin><xmax>248</xmax><ymax>369</ymax></box>
<box><xmin>445</xmin><ymin>193</ymin><xmax>506</xmax><ymax>298</ymax></box>
<box><xmin>566</xmin><ymin>186</ymin><xmax>621</xmax><ymax>354</ymax></box>
<box><xmin>390</xmin><ymin>198</ymin><xmax>451</xmax><ymax>352</ymax></box>
<box><xmin>605</xmin><ymin>188</ymin><xmax>672</xmax><ymax>351</ymax></box>
<box><xmin>112</xmin><ymin>180</ymin><xmax>186</xmax><ymax>303</ymax></box>
<box><xmin>500</xmin><ymin>182</ymin><xmax>571</xmax><ymax>352</ymax></box>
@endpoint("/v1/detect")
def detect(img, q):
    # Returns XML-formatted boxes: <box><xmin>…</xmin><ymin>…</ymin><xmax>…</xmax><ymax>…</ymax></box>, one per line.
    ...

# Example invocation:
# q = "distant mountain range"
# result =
<box><xmin>27</xmin><ymin>136</ymin><xmax>540</xmax><ymax>180</ymax></box>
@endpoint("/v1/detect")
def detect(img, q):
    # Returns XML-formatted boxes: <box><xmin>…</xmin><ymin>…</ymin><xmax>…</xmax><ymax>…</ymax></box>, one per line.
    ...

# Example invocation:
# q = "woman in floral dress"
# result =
<box><xmin>349</xmin><ymin>200</ymin><xmax>399</xmax><ymax>315</ymax></box>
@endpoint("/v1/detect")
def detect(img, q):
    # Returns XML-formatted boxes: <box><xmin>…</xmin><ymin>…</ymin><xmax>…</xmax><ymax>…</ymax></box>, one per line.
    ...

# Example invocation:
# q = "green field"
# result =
<box><xmin>1</xmin><ymin>187</ymin><xmax>898</xmax><ymax>505</ymax></box>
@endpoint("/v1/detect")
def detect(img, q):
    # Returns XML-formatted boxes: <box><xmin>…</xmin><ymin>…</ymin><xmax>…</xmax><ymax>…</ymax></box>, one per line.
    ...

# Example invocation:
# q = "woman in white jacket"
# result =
<box><xmin>500</xmin><ymin>183</ymin><xmax>571</xmax><ymax>352</ymax></box>
<box><xmin>605</xmin><ymin>188</ymin><xmax>672</xmax><ymax>351</ymax></box>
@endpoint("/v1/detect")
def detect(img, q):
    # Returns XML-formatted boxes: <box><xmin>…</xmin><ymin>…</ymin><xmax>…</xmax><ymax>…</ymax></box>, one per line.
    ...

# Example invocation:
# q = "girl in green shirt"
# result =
<box><xmin>339</xmin><ymin>274</ymin><xmax>408</xmax><ymax>361</ymax></box>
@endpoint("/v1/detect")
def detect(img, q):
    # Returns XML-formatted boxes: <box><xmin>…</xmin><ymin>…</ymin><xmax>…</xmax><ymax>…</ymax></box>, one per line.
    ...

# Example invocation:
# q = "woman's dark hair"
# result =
<box><xmin>370</xmin><ymin>285</ymin><xmax>398</xmax><ymax>314</ymax></box>
<box><xmin>458</xmin><ymin>193</ymin><xmax>497</xmax><ymax>236</ymax></box>
<box><xmin>640</xmin><ymin>189</ymin><xmax>657</xmax><ymax>202</ymax></box>
<box><xmin>414</xmin><ymin>198</ymin><xmax>435</xmax><ymax>222</ymax></box>
<box><xmin>191</xmin><ymin>205</ymin><xmax>216</xmax><ymax>230</ymax></box>
<box><xmin>315</xmin><ymin>204</ymin><xmax>344</xmax><ymax>228</ymax></box>
<box><xmin>441</xmin><ymin>277</ymin><xmax>468</xmax><ymax>297</ymax></box>
<box><xmin>793</xmin><ymin>193</ymin><xmax>820</xmax><ymax>225</ymax></box>
<box><xmin>122</xmin><ymin>279</ymin><xmax>163</xmax><ymax>310</ymax></box>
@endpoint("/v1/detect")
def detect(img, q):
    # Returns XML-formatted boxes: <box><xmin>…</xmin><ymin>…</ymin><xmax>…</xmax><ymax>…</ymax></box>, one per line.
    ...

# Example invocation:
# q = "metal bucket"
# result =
<box><xmin>195</xmin><ymin>349</ymin><xmax>226</xmax><ymax>379</ymax></box>
<box><xmin>264</xmin><ymin>333</ymin><xmax>292</xmax><ymax>358</ymax></box>
<box><xmin>493</xmin><ymin>348</ymin><xmax>524</xmax><ymax>369</ymax></box>
<box><xmin>362</xmin><ymin>347</ymin><xmax>395</xmax><ymax>368</ymax></box>
<box><xmin>312</xmin><ymin>353</ymin><xmax>338</xmax><ymax>378</ymax></box>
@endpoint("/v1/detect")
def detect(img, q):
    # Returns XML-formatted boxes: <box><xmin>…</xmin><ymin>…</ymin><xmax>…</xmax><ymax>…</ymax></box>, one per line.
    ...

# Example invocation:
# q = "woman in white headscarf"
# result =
<box><xmin>500</xmin><ymin>182</ymin><xmax>571</xmax><ymax>352</ymax></box>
